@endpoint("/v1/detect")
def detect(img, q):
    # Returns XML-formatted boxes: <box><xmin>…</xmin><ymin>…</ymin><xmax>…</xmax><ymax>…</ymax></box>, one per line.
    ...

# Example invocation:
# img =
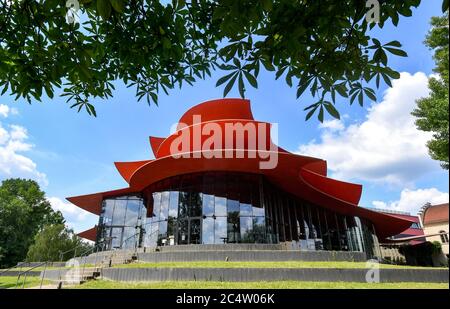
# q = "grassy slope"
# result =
<box><xmin>0</xmin><ymin>276</ymin><xmax>49</xmax><ymax>289</ymax></box>
<box><xmin>71</xmin><ymin>280</ymin><xmax>449</xmax><ymax>289</ymax></box>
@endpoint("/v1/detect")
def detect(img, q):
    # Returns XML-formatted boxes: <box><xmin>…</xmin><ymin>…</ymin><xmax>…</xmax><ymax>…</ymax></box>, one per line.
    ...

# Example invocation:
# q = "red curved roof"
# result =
<box><xmin>77</xmin><ymin>226</ymin><xmax>97</xmax><ymax>242</ymax></box>
<box><xmin>67</xmin><ymin>98</ymin><xmax>413</xmax><ymax>241</ymax></box>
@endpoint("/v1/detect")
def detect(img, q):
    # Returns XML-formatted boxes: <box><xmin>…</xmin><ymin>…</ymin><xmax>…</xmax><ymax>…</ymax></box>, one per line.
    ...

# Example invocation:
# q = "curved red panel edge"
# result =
<box><xmin>77</xmin><ymin>226</ymin><xmax>97</xmax><ymax>241</ymax></box>
<box><xmin>114</xmin><ymin>160</ymin><xmax>152</xmax><ymax>183</ymax></box>
<box><xmin>299</xmin><ymin>168</ymin><xmax>362</xmax><ymax>205</ymax></box>
<box><xmin>177</xmin><ymin>98</ymin><xmax>253</xmax><ymax>131</ymax></box>
<box><xmin>66</xmin><ymin>187</ymin><xmax>136</xmax><ymax>215</ymax></box>
<box><xmin>303</xmin><ymin>160</ymin><xmax>327</xmax><ymax>176</ymax></box>
<box><xmin>149</xmin><ymin>136</ymin><xmax>165</xmax><ymax>158</ymax></box>
<box><xmin>156</xmin><ymin>119</ymin><xmax>275</xmax><ymax>159</ymax></box>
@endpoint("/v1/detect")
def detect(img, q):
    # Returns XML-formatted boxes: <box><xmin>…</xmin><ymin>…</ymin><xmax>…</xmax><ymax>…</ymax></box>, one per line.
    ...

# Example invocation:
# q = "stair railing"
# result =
<box><xmin>0</xmin><ymin>261</ymin><xmax>28</xmax><ymax>276</ymax></box>
<box><xmin>15</xmin><ymin>261</ymin><xmax>48</xmax><ymax>289</ymax></box>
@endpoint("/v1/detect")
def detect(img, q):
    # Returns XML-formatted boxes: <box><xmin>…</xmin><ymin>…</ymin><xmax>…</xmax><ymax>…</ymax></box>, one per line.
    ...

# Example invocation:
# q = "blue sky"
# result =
<box><xmin>0</xmin><ymin>0</ymin><xmax>448</xmax><ymax>233</ymax></box>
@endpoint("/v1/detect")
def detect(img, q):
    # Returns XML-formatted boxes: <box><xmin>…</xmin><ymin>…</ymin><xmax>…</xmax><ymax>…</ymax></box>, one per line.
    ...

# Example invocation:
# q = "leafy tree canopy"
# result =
<box><xmin>0</xmin><ymin>0</ymin><xmax>448</xmax><ymax>120</ymax></box>
<box><xmin>0</xmin><ymin>178</ymin><xmax>64</xmax><ymax>267</ymax></box>
<box><xmin>26</xmin><ymin>224</ymin><xmax>93</xmax><ymax>262</ymax></box>
<box><xmin>412</xmin><ymin>13</ymin><xmax>449</xmax><ymax>169</ymax></box>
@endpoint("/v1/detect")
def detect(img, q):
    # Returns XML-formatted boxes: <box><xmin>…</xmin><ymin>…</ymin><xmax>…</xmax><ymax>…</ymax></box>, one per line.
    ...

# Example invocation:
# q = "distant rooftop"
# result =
<box><xmin>421</xmin><ymin>203</ymin><xmax>449</xmax><ymax>225</ymax></box>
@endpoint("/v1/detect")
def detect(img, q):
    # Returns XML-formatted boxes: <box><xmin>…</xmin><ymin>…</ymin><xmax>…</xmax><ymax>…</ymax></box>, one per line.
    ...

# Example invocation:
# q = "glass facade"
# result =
<box><xmin>96</xmin><ymin>172</ymin><xmax>380</xmax><ymax>258</ymax></box>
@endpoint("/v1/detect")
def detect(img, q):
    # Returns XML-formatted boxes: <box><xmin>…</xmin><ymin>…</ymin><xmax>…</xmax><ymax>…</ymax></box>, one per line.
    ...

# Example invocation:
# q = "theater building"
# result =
<box><xmin>69</xmin><ymin>99</ymin><xmax>413</xmax><ymax>259</ymax></box>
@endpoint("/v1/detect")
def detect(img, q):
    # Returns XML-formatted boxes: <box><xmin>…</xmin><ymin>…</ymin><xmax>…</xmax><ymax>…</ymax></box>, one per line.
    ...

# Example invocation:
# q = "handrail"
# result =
<box><xmin>15</xmin><ymin>261</ymin><xmax>48</xmax><ymax>289</ymax></box>
<box><xmin>0</xmin><ymin>261</ymin><xmax>28</xmax><ymax>276</ymax></box>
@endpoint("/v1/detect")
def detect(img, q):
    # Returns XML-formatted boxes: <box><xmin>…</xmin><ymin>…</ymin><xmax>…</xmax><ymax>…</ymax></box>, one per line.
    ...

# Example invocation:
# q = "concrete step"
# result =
<box><xmin>101</xmin><ymin>267</ymin><xmax>449</xmax><ymax>283</ymax></box>
<box><xmin>137</xmin><ymin>250</ymin><xmax>367</xmax><ymax>262</ymax></box>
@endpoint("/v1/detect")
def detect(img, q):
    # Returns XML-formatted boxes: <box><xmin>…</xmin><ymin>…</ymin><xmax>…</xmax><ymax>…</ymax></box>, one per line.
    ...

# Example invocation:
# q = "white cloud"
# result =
<box><xmin>48</xmin><ymin>197</ymin><xmax>97</xmax><ymax>233</ymax></box>
<box><xmin>318</xmin><ymin>119</ymin><xmax>345</xmax><ymax>131</ymax></box>
<box><xmin>0</xmin><ymin>104</ymin><xmax>18</xmax><ymax>118</ymax></box>
<box><xmin>372</xmin><ymin>188</ymin><xmax>449</xmax><ymax>215</ymax></box>
<box><xmin>0</xmin><ymin>122</ymin><xmax>48</xmax><ymax>185</ymax></box>
<box><xmin>297</xmin><ymin>72</ymin><xmax>441</xmax><ymax>186</ymax></box>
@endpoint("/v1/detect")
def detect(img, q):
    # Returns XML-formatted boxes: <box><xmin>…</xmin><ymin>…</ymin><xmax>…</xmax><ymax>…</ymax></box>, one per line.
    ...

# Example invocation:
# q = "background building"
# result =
<box><xmin>419</xmin><ymin>203</ymin><xmax>449</xmax><ymax>256</ymax></box>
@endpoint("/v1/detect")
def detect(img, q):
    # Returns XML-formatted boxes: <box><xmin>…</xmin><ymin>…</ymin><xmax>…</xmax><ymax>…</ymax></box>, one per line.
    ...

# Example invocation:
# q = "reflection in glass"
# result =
<box><xmin>190</xmin><ymin>193</ymin><xmax>202</xmax><ymax>217</ymax></box>
<box><xmin>190</xmin><ymin>219</ymin><xmax>201</xmax><ymax>244</ymax></box>
<box><xmin>152</xmin><ymin>192</ymin><xmax>161</xmax><ymax>219</ymax></box>
<box><xmin>240</xmin><ymin>202</ymin><xmax>252</xmax><ymax>216</ymax></box>
<box><xmin>169</xmin><ymin>191</ymin><xmax>179</xmax><ymax>218</ymax></box>
<box><xmin>112</xmin><ymin>200</ymin><xmax>127</xmax><ymax>226</ymax></box>
<box><xmin>202</xmin><ymin>194</ymin><xmax>215</xmax><ymax>216</ymax></box>
<box><xmin>240</xmin><ymin>217</ymin><xmax>253</xmax><ymax>243</ymax></box>
<box><xmin>215</xmin><ymin>196</ymin><xmax>227</xmax><ymax>216</ymax></box>
<box><xmin>202</xmin><ymin>217</ymin><xmax>215</xmax><ymax>244</ymax></box>
<box><xmin>227</xmin><ymin>211</ymin><xmax>240</xmax><ymax>243</ymax></box>
<box><xmin>214</xmin><ymin>217</ymin><xmax>227</xmax><ymax>244</ymax></box>
<box><xmin>253</xmin><ymin>217</ymin><xmax>266</xmax><ymax>243</ymax></box>
<box><xmin>178</xmin><ymin>219</ymin><xmax>188</xmax><ymax>244</ymax></box>
<box><xmin>160</xmin><ymin>191</ymin><xmax>169</xmax><ymax>220</ymax></box>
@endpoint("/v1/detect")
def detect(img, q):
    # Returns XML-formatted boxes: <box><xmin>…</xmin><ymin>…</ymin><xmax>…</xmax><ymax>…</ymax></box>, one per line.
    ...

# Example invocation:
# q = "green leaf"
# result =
<box><xmin>297</xmin><ymin>78</ymin><xmax>312</xmax><ymax>98</ymax></box>
<box><xmin>324</xmin><ymin>102</ymin><xmax>340</xmax><ymax>120</ymax></box>
<box><xmin>305</xmin><ymin>105</ymin><xmax>318</xmax><ymax>121</ymax></box>
<box><xmin>244</xmin><ymin>71</ymin><xmax>258</xmax><ymax>88</ymax></box>
<box><xmin>238</xmin><ymin>73</ymin><xmax>245</xmax><ymax>98</ymax></box>
<box><xmin>216</xmin><ymin>72</ymin><xmax>236</xmax><ymax>87</ymax></box>
<box><xmin>109</xmin><ymin>0</ymin><xmax>125</xmax><ymax>13</ymax></box>
<box><xmin>97</xmin><ymin>0</ymin><xmax>112</xmax><ymax>19</ymax></box>
<box><xmin>384</xmin><ymin>47</ymin><xmax>408</xmax><ymax>57</ymax></box>
<box><xmin>318</xmin><ymin>106</ymin><xmax>324</xmax><ymax>123</ymax></box>
<box><xmin>443</xmin><ymin>0</ymin><xmax>449</xmax><ymax>12</ymax></box>
<box><xmin>384</xmin><ymin>41</ymin><xmax>402</xmax><ymax>48</ymax></box>
<box><xmin>223</xmin><ymin>73</ymin><xmax>238</xmax><ymax>97</ymax></box>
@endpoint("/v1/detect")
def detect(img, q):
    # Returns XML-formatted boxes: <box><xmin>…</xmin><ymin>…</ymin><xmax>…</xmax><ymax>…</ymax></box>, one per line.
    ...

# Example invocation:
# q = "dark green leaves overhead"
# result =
<box><xmin>0</xmin><ymin>0</ymin><xmax>445</xmax><ymax>121</ymax></box>
<box><xmin>216</xmin><ymin>58</ymin><xmax>258</xmax><ymax>98</ymax></box>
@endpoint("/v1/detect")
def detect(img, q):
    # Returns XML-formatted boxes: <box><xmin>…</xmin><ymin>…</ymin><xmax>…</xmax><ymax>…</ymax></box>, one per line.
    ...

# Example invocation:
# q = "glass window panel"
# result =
<box><xmin>168</xmin><ymin>191</ymin><xmax>179</xmax><ymax>218</ymax></box>
<box><xmin>214</xmin><ymin>196</ymin><xmax>227</xmax><ymax>217</ymax></box>
<box><xmin>227</xmin><ymin>212</ymin><xmax>240</xmax><ymax>243</ymax></box>
<box><xmin>122</xmin><ymin>227</ymin><xmax>136</xmax><ymax>249</ymax></box>
<box><xmin>167</xmin><ymin>216</ymin><xmax>177</xmax><ymax>243</ymax></box>
<box><xmin>178</xmin><ymin>192</ymin><xmax>189</xmax><ymax>218</ymax></box>
<box><xmin>227</xmin><ymin>199</ymin><xmax>240</xmax><ymax>215</ymax></box>
<box><xmin>214</xmin><ymin>217</ymin><xmax>227</xmax><ymax>244</ymax></box>
<box><xmin>253</xmin><ymin>217</ymin><xmax>266</xmax><ymax>243</ymax></box>
<box><xmin>240</xmin><ymin>217</ymin><xmax>253</xmax><ymax>243</ymax></box>
<box><xmin>190</xmin><ymin>219</ymin><xmax>201</xmax><ymax>244</ymax></box>
<box><xmin>240</xmin><ymin>202</ymin><xmax>252</xmax><ymax>216</ymax></box>
<box><xmin>202</xmin><ymin>194</ymin><xmax>215</xmax><ymax>216</ymax></box>
<box><xmin>103</xmin><ymin>200</ymin><xmax>115</xmax><ymax>225</ymax></box>
<box><xmin>202</xmin><ymin>217</ymin><xmax>215</xmax><ymax>244</ymax></box>
<box><xmin>189</xmin><ymin>192</ymin><xmax>202</xmax><ymax>217</ymax></box>
<box><xmin>125</xmin><ymin>199</ymin><xmax>141</xmax><ymax>227</ymax></box>
<box><xmin>152</xmin><ymin>192</ymin><xmax>162</xmax><ymax>219</ymax></box>
<box><xmin>252</xmin><ymin>205</ymin><xmax>265</xmax><ymax>217</ymax></box>
<box><xmin>177</xmin><ymin>219</ymin><xmax>189</xmax><ymax>245</ymax></box>
<box><xmin>111</xmin><ymin>227</ymin><xmax>123</xmax><ymax>249</ymax></box>
<box><xmin>112</xmin><ymin>200</ymin><xmax>127</xmax><ymax>226</ymax></box>
<box><xmin>158</xmin><ymin>221</ymin><xmax>168</xmax><ymax>246</ymax></box>
<box><xmin>160</xmin><ymin>191</ymin><xmax>170</xmax><ymax>220</ymax></box>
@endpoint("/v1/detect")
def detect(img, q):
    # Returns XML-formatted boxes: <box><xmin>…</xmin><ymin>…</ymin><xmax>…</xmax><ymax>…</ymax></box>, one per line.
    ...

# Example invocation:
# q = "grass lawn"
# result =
<box><xmin>113</xmin><ymin>261</ymin><xmax>446</xmax><ymax>269</ymax></box>
<box><xmin>0</xmin><ymin>276</ymin><xmax>50</xmax><ymax>289</ymax></box>
<box><xmin>70</xmin><ymin>280</ymin><xmax>449</xmax><ymax>289</ymax></box>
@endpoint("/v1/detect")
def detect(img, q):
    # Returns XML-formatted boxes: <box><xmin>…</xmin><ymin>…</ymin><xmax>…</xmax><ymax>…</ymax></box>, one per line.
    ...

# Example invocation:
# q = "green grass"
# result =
<box><xmin>0</xmin><ymin>276</ymin><xmax>50</xmax><ymax>289</ymax></box>
<box><xmin>112</xmin><ymin>261</ymin><xmax>445</xmax><ymax>269</ymax></box>
<box><xmin>70</xmin><ymin>279</ymin><xmax>449</xmax><ymax>289</ymax></box>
